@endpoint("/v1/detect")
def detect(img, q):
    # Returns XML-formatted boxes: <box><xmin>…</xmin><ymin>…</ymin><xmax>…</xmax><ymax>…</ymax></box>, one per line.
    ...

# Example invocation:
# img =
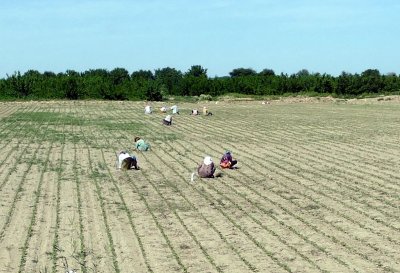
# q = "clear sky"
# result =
<box><xmin>1</xmin><ymin>0</ymin><xmax>399</xmax><ymax>78</ymax></box>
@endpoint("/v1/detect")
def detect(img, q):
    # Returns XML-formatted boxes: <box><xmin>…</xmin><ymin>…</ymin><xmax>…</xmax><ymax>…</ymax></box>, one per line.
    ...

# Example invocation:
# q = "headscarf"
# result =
<box><xmin>203</xmin><ymin>156</ymin><xmax>213</xmax><ymax>165</ymax></box>
<box><xmin>145</xmin><ymin>105</ymin><xmax>152</xmax><ymax>113</ymax></box>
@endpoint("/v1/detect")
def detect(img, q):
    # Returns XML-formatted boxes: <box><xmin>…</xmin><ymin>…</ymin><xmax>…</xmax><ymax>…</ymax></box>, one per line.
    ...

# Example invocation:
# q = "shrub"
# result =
<box><xmin>198</xmin><ymin>94</ymin><xmax>213</xmax><ymax>101</ymax></box>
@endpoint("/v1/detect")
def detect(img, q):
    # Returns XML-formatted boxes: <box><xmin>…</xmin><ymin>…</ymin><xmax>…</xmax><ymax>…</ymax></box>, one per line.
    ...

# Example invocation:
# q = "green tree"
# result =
<box><xmin>314</xmin><ymin>74</ymin><xmax>335</xmax><ymax>94</ymax></box>
<box><xmin>131</xmin><ymin>70</ymin><xmax>154</xmax><ymax>80</ymax></box>
<box><xmin>63</xmin><ymin>76</ymin><xmax>82</xmax><ymax>100</ymax></box>
<box><xmin>229</xmin><ymin>68</ymin><xmax>257</xmax><ymax>77</ymax></box>
<box><xmin>181</xmin><ymin>66</ymin><xmax>209</xmax><ymax>96</ymax></box>
<box><xmin>186</xmin><ymin>65</ymin><xmax>208</xmax><ymax>78</ymax></box>
<box><xmin>382</xmin><ymin>73</ymin><xmax>400</xmax><ymax>93</ymax></box>
<box><xmin>81</xmin><ymin>75</ymin><xmax>111</xmax><ymax>99</ymax></box>
<box><xmin>154</xmin><ymin>67</ymin><xmax>183</xmax><ymax>95</ymax></box>
<box><xmin>6</xmin><ymin>71</ymin><xmax>32</xmax><ymax>98</ymax></box>
<box><xmin>336</xmin><ymin>72</ymin><xmax>352</xmax><ymax>95</ymax></box>
<box><xmin>359</xmin><ymin>69</ymin><xmax>382</xmax><ymax>94</ymax></box>
<box><xmin>259</xmin><ymin>68</ymin><xmax>275</xmax><ymax>77</ymax></box>
<box><xmin>296</xmin><ymin>69</ymin><xmax>310</xmax><ymax>77</ymax></box>
<box><xmin>145</xmin><ymin>81</ymin><xmax>163</xmax><ymax>101</ymax></box>
<box><xmin>110</xmin><ymin>67</ymin><xmax>130</xmax><ymax>85</ymax></box>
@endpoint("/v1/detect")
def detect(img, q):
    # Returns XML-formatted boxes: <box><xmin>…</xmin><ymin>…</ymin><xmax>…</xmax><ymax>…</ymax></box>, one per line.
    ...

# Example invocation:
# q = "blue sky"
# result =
<box><xmin>1</xmin><ymin>0</ymin><xmax>399</xmax><ymax>77</ymax></box>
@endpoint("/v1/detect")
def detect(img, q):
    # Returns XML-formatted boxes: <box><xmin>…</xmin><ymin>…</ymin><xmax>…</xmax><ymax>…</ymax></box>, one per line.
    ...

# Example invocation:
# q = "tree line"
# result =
<box><xmin>0</xmin><ymin>65</ymin><xmax>399</xmax><ymax>100</ymax></box>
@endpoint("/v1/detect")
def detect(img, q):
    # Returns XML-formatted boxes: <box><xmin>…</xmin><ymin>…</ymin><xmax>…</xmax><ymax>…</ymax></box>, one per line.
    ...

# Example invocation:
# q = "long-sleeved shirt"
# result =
<box><xmin>135</xmin><ymin>139</ymin><xmax>150</xmax><ymax>151</ymax></box>
<box><xmin>197</xmin><ymin>162</ymin><xmax>216</xmax><ymax>178</ymax></box>
<box><xmin>118</xmin><ymin>152</ymin><xmax>131</xmax><ymax>169</ymax></box>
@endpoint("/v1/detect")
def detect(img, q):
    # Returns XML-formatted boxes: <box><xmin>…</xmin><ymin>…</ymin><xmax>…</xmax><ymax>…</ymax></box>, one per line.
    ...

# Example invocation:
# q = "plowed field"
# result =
<box><xmin>0</xmin><ymin>99</ymin><xmax>399</xmax><ymax>273</ymax></box>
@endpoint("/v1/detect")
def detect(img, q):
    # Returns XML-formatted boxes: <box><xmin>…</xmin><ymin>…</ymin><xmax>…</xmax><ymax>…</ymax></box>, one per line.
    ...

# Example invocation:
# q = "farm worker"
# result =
<box><xmin>171</xmin><ymin>105</ymin><xmax>179</xmax><ymax>114</ymax></box>
<box><xmin>220</xmin><ymin>151</ymin><xmax>237</xmax><ymax>169</ymax></box>
<box><xmin>197</xmin><ymin>156</ymin><xmax>216</xmax><ymax>178</ymax></box>
<box><xmin>118</xmin><ymin>151</ymin><xmax>140</xmax><ymax>170</ymax></box>
<box><xmin>203</xmin><ymin>106</ymin><xmax>212</xmax><ymax>116</ymax></box>
<box><xmin>134</xmin><ymin>136</ymin><xmax>150</xmax><ymax>151</ymax></box>
<box><xmin>160</xmin><ymin>106</ymin><xmax>167</xmax><ymax>113</ymax></box>
<box><xmin>144</xmin><ymin>105</ymin><xmax>152</xmax><ymax>114</ymax></box>
<box><xmin>162</xmin><ymin>115</ymin><xmax>172</xmax><ymax>126</ymax></box>
<box><xmin>191</xmin><ymin>109</ymin><xmax>199</xmax><ymax>115</ymax></box>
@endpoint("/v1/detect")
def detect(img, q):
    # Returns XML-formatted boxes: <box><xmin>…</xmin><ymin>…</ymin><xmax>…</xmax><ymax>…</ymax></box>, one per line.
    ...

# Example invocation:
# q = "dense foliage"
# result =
<box><xmin>1</xmin><ymin>66</ymin><xmax>399</xmax><ymax>100</ymax></box>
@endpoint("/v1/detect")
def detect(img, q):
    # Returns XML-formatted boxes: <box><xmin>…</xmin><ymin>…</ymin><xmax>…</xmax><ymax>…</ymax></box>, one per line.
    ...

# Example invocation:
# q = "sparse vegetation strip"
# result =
<box><xmin>18</xmin><ymin>109</ymin><xmax>62</xmax><ymax>272</ymax></box>
<box><xmin>0</xmin><ymin>108</ymin><xmax>53</xmax><ymax>245</ymax></box>
<box><xmin>77</xmin><ymin>112</ymin><xmax>121</xmax><ymax>273</ymax></box>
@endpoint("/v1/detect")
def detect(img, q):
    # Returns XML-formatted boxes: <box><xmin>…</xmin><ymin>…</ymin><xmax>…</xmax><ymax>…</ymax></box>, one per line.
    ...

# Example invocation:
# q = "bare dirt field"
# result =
<box><xmin>0</xmin><ymin>98</ymin><xmax>399</xmax><ymax>273</ymax></box>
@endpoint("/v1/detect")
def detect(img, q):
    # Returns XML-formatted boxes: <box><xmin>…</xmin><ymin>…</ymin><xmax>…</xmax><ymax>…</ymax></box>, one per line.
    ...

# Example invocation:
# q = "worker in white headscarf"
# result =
<box><xmin>197</xmin><ymin>156</ymin><xmax>216</xmax><ymax>178</ymax></box>
<box><xmin>117</xmin><ymin>151</ymin><xmax>139</xmax><ymax>170</ymax></box>
<box><xmin>203</xmin><ymin>106</ymin><xmax>212</xmax><ymax>116</ymax></box>
<box><xmin>144</xmin><ymin>105</ymin><xmax>152</xmax><ymax>114</ymax></box>
<box><xmin>160</xmin><ymin>106</ymin><xmax>167</xmax><ymax>113</ymax></box>
<box><xmin>171</xmin><ymin>105</ymin><xmax>179</xmax><ymax>114</ymax></box>
<box><xmin>162</xmin><ymin>114</ymin><xmax>172</xmax><ymax>125</ymax></box>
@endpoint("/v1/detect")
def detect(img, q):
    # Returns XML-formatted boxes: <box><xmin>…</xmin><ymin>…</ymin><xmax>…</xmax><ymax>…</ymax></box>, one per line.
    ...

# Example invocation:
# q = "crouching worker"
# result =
<box><xmin>171</xmin><ymin>105</ymin><xmax>179</xmax><ymax>114</ymax></box>
<box><xmin>144</xmin><ymin>105</ymin><xmax>152</xmax><ymax>114</ymax></box>
<box><xmin>118</xmin><ymin>151</ymin><xmax>140</xmax><ymax>170</ymax></box>
<box><xmin>203</xmin><ymin>106</ymin><xmax>212</xmax><ymax>116</ymax></box>
<box><xmin>191</xmin><ymin>109</ymin><xmax>199</xmax><ymax>115</ymax></box>
<box><xmin>162</xmin><ymin>115</ymin><xmax>172</xmax><ymax>125</ymax></box>
<box><xmin>197</xmin><ymin>156</ymin><xmax>216</xmax><ymax>178</ymax></box>
<box><xmin>134</xmin><ymin>136</ymin><xmax>150</xmax><ymax>151</ymax></box>
<box><xmin>220</xmin><ymin>151</ymin><xmax>237</xmax><ymax>169</ymax></box>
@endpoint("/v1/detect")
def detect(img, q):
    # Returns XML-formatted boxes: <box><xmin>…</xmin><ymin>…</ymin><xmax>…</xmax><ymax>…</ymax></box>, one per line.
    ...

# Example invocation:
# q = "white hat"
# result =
<box><xmin>203</xmin><ymin>156</ymin><xmax>212</xmax><ymax>165</ymax></box>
